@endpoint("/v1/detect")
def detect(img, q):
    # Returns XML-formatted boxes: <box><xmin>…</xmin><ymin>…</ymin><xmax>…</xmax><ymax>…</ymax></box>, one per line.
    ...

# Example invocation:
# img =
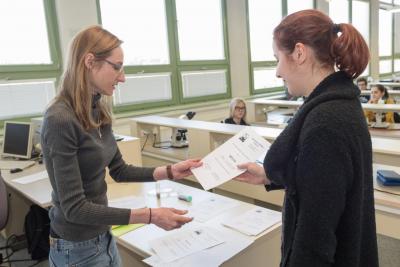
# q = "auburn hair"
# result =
<box><xmin>273</xmin><ymin>9</ymin><xmax>369</xmax><ymax>78</ymax></box>
<box><xmin>54</xmin><ymin>25</ymin><xmax>122</xmax><ymax>130</ymax></box>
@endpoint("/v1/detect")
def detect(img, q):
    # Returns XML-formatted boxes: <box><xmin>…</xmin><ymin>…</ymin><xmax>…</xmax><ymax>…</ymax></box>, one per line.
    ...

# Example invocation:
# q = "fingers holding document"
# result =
<box><xmin>235</xmin><ymin>162</ymin><xmax>271</xmax><ymax>185</ymax></box>
<box><xmin>152</xmin><ymin>207</ymin><xmax>193</xmax><ymax>231</ymax></box>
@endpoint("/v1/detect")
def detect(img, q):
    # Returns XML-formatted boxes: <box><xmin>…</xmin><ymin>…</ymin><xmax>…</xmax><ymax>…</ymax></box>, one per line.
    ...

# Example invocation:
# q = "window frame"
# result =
<box><xmin>96</xmin><ymin>0</ymin><xmax>231</xmax><ymax>112</ymax></box>
<box><xmin>246</xmin><ymin>0</ymin><xmax>317</xmax><ymax>95</ymax></box>
<box><xmin>0</xmin><ymin>0</ymin><xmax>62</xmax><ymax>81</ymax></box>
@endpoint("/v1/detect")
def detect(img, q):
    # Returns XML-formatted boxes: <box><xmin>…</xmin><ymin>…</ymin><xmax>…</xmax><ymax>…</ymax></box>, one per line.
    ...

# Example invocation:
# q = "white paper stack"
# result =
<box><xmin>148</xmin><ymin>226</ymin><xmax>225</xmax><ymax>264</ymax></box>
<box><xmin>187</xmin><ymin>196</ymin><xmax>238</xmax><ymax>223</ymax></box>
<box><xmin>144</xmin><ymin>226</ymin><xmax>253</xmax><ymax>267</ymax></box>
<box><xmin>222</xmin><ymin>207</ymin><xmax>281</xmax><ymax>236</ymax></box>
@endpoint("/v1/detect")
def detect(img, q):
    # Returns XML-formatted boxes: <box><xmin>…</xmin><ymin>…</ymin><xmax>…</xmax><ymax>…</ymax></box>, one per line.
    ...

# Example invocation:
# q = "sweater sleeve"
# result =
<box><xmin>288</xmin><ymin>128</ymin><xmax>351</xmax><ymax>267</ymax></box>
<box><xmin>43</xmin><ymin>114</ymin><xmax>131</xmax><ymax>226</ymax></box>
<box><xmin>108</xmin><ymin>147</ymin><xmax>155</xmax><ymax>183</ymax></box>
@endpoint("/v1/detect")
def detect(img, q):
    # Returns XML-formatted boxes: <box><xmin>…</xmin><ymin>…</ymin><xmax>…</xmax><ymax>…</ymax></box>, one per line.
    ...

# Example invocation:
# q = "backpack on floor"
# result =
<box><xmin>24</xmin><ymin>204</ymin><xmax>50</xmax><ymax>260</ymax></box>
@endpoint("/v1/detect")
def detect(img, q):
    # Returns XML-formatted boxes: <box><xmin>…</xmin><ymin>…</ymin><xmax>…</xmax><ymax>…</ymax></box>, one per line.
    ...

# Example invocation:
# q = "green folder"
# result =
<box><xmin>111</xmin><ymin>224</ymin><xmax>145</xmax><ymax>237</ymax></box>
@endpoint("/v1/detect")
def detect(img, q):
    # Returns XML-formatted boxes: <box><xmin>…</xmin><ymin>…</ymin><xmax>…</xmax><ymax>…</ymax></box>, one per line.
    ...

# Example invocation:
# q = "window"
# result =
<box><xmin>352</xmin><ymin>0</ymin><xmax>370</xmax><ymax>76</ymax></box>
<box><xmin>329</xmin><ymin>0</ymin><xmax>350</xmax><ymax>23</ymax></box>
<box><xmin>0</xmin><ymin>0</ymin><xmax>60</xmax><ymax>120</ymax></box>
<box><xmin>98</xmin><ymin>0</ymin><xmax>229</xmax><ymax>110</ymax></box>
<box><xmin>379</xmin><ymin>8</ymin><xmax>393</xmax><ymax>75</ymax></box>
<box><xmin>247</xmin><ymin>0</ymin><xmax>314</xmax><ymax>94</ymax></box>
<box><xmin>247</xmin><ymin>0</ymin><xmax>283</xmax><ymax>93</ymax></box>
<box><xmin>287</xmin><ymin>0</ymin><xmax>314</xmax><ymax>15</ymax></box>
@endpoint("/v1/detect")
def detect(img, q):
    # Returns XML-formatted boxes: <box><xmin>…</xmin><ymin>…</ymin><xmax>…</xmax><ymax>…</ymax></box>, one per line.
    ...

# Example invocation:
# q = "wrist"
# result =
<box><xmin>129</xmin><ymin>208</ymin><xmax>150</xmax><ymax>224</ymax></box>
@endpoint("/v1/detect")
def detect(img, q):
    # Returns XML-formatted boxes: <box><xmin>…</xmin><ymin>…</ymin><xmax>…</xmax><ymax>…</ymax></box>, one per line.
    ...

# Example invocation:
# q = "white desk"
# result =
<box><xmin>360</xmin><ymin>90</ymin><xmax>400</xmax><ymax>96</ymax></box>
<box><xmin>2</xmin><ymin>165</ymin><xmax>282</xmax><ymax>267</ymax></box>
<box><xmin>247</xmin><ymin>98</ymin><xmax>400</xmax><ymax>123</ymax></box>
<box><xmin>369</xmin><ymin>82</ymin><xmax>400</xmax><ymax>89</ymax></box>
<box><xmin>112</xmin><ymin>181</ymin><xmax>282</xmax><ymax>267</ymax></box>
<box><xmin>373</xmin><ymin>164</ymin><xmax>400</xmax><ymax>239</ymax></box>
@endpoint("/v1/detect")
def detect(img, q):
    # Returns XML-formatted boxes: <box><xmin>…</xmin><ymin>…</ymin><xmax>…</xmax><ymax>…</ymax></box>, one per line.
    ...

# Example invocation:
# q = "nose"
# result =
<box><xmin>118</xmin><ymin>70</ymin><xmax>126</xmax><ymax>83</ymax></box>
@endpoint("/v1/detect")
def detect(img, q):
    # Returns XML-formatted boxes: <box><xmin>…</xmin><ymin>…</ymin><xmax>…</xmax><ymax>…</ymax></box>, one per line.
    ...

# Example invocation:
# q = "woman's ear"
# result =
<box><xmin>84</xmin><ymin>53</ymin><xmax>95</xmax><ymax>69</ymax></box>
<box><xmin>293</xmin><ymin>43</ymin><xmax>306</xmax><ymax>65</ymax></box>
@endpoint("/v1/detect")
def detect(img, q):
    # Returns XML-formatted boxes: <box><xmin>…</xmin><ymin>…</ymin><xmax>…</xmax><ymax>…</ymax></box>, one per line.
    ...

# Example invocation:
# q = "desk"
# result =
<box><xmin>1</xmin><ymin>136</ymin><xmax>142</xmax><ymax>237</ymax></box>
<box><xmin>111</xmin><ymin>181</ymin><xmax>282</xmax><ymax>267</ymax></box>
<box><xmin>369</xmin><ymin>82</ymin><xmax>400</xmax><ymax>89</ymax></box>
<box><xmin>247</xmin><ymin>98</ymin><xmax>400</xmax><ymax>123</ymax></box>
<box><xmin>373</xmin><ymin>164</ymin><xmax>400</xmax><ymax>239</ymax></box>
<box><xmin>131</xmin><ymin>116</ymin><xmax>285</xmax><ymax>206</ymax></box>
<box><xmin>360</xmin><ymin>89</ymin><xmax>400</xmax><ymax>96</ymax></box>
<box><xmin>2</xmin><ymin>165</ymin><xmax>282</xmax><ymax>266</ymax></box>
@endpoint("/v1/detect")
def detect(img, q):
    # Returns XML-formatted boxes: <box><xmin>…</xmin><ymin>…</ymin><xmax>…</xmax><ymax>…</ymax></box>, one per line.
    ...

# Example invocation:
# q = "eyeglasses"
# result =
<box><xmin>235</xmin><ymin>106</ymin><xmax>246</xmax><ymax>111</ymax></box>
<box><xmin>103</xmin><ymin>59</ymin><xmax>124</xmax><ymax>73</ymax></box>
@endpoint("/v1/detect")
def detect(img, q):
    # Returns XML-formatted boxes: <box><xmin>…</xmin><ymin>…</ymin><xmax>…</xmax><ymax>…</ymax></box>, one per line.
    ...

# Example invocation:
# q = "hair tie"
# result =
<box><xmin>332</xmin><ymin>23</ymin><xmax>341</xmax><ymax>34</ymax></box>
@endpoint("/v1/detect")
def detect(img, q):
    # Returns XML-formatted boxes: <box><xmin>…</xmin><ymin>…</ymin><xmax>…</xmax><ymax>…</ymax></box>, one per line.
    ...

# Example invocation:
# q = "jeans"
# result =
<box><xmin>49</xmin><ymin>231</ymin><xmax>121</xmax><ymax>267</ymax></box>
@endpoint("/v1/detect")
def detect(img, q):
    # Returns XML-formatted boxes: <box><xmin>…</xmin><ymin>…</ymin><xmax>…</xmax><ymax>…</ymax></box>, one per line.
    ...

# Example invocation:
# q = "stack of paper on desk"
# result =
<box><xmin>12</xmin><ymin>170</ymin><xmax>48</xmax><ymax>184</ymax></box>
<box><xmin>222</xmin><ymin>207</ymin><xmax>281</xmax><ymax>236</ymax></box>
<box><xmin>191</xmin><ymin>128</ymin><xmax>270</xmax><ymax>190</ymax></box>
<box><xmin>144</xmin><ymin>226</ymin><xmax>253</xmax><ymax>267</ymax></box>
<box><xmin>148</xmin><ymin>226</ymin><xmax>225</xmax><ymax>263</ymax></box>
<box><xmin>187</xmin><ymin>196</ymin><xmax>238</xmax><ymax>222</ymax></box>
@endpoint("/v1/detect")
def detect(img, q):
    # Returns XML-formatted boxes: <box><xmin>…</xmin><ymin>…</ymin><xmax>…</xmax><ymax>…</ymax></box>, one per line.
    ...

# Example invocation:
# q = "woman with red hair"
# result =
<box><xmin>236</xmin><ymin>10</ymin><xmax>378</xmax><ymax>267</ymax></box>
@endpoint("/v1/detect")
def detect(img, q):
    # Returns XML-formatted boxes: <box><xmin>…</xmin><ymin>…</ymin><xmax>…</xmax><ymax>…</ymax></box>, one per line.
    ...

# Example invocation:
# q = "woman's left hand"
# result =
<box><xmin>171</xmin><ymin>159</ymin><xmax>202</xmax><ymax>180</ymax></box>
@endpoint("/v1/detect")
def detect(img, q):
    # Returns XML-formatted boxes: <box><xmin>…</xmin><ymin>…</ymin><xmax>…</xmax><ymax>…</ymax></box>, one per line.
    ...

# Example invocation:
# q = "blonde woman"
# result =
<box><xmin>41</xmin><ymin>26</ymin><xmax>201</xmax><ymax>266</ymax></box>
<box><xmin>224</xmin><ymin>97</ymin><xmax>249</xmax><ymax>125</ymax></box>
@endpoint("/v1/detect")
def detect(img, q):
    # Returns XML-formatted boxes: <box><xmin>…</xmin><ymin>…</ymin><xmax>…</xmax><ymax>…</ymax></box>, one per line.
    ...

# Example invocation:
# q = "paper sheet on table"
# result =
<box><xmin>187</xmin><ymin>196</ymin><xmax>238</xmax><ymax>223</ymax></box>
<box><xmin>143</xmin><ymin>227</ymin><xmax>253</xmax><ymax>267</ymax></box>
<box><xmin>12</xmin><ymin>170</ymin><xmax>48</xmax><ymax>184</ymax></box>
<box><xmin>191</xmin><ymin>127</ymin><xmax>270</xmax><ymax>190</ymax></box>
<box><xmin>108</xmin><ymin>196</ymin><xmax>146</xmax><ymax>209</ymax></box>
<box><xmin>148</xmin><ymin>226</ymin><xmax>225</xmax><ymax>263</ymax></box>
<box><xmin>222</xmin><ymin>207</ymin><xmax>281</xmax><ymax>236</ymax></box>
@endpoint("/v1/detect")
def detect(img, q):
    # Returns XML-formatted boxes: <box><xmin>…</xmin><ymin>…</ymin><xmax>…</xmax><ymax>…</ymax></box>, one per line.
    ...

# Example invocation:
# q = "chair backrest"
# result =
<box><xmin>0</xmin><ymin>170</ymin><xmax>8</xmax><ymax>230</ymax></box>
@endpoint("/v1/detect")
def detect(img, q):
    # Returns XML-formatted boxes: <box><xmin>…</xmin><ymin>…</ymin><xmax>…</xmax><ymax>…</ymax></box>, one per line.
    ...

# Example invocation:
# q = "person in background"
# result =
<box><xmin>41</xmin><ymin>26</ymin><xmax>202</xmax><ymax>267</ymax></box>
<box><xmin>224</xmin><ymin>97</ymin><xmax>250</xmax><ymax>125</ymax></box>
<box><xmin>234</xmin><ymin>9</ymin><xmax>378</xmax><ymax>267</ymax></box>
<box><xmin>356</xmin><ymin>77</ymin><xmax>369</xmax><ymax>103</ymax></box>
<box><xmin>364</xmin><ymin>84</ymin><xmax>395</xmax><ymax>123</ymax></box>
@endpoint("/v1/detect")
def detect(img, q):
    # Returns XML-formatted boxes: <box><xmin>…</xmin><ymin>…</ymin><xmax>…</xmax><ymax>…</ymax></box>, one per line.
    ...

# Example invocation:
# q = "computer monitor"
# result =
<box><xmin>1</xmin><ymin>121</ymin><xmax>33</xmax><ymax>159</ymax></box>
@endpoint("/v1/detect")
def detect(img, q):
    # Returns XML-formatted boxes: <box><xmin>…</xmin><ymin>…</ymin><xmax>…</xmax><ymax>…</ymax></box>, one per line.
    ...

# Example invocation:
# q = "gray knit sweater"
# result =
<box><xmin>41</xmin><ymin>96</ymin><xmax>155</xmax><ymax>241</ymax></box>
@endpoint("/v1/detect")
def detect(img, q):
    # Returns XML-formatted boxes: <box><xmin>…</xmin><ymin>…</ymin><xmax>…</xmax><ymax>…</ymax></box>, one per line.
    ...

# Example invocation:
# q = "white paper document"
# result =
<box><xmin>144</xmin><ymin>227</ymin><xmax>253</xmax><ymax>267</ymax></box>
<box><xmin>222</xmin><ymin>207</ymin><xmax>281</xmax><ymax>236</ymax></box>
<box><xmin>192</xmin><ymin>127</ymin><xmax>270</xmax><ymax>190</ymax></box>
<box><xmin>148</xmin><ymin>226</ymin><xmax>225</xmax><ymax>263</ymax></box>
<box><xmin>12</xmin><ymin>170</ymin><xmax>48</xmax><ymax>184</ymax></box>
<box><xmin>187</xmin><ymin>196</ymin><xmax>238</xmax><ymax>223</ymax></box>
<box><xmin>108</xmin><ymin>196</ymin><xmax>146</xmax><ymax>209</ymax></box>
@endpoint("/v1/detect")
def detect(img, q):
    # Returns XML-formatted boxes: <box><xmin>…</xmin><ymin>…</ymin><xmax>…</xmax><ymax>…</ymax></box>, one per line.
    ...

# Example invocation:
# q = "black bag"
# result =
<box><xmin>24</xmin><ymin>204</ymin><xmax>50</xmax><ymax>260</ymax></box>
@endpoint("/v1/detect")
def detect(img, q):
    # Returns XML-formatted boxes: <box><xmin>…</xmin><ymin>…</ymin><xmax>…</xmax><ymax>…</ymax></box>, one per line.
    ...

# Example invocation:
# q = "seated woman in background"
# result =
<box><xmin>224</xmin><ymin>97</ymin><xmax>250</xmax><ymax>125</ymax></box>
<box><xmin>364</xmin><ymin>84</ymin><xmax>395</xmax><ymax>123</ymax></box>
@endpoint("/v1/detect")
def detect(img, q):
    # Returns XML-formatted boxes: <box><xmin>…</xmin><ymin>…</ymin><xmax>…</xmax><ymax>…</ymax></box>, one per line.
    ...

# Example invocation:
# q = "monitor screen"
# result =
<box><xmin>1</xmin><ymin>121</ymin><xmax>33</xmax><ymax>159</ymax></box>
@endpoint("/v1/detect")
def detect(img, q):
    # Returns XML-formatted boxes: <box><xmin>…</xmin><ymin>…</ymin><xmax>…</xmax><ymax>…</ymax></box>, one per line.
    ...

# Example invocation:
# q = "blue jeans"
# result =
<box><xmin>49</xmin><ymin>231</ymin><xmax>121</xmax><ymax>267</ymax></box>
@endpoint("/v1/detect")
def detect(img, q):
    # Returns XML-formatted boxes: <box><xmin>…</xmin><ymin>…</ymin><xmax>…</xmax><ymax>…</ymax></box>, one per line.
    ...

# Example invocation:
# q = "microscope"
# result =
<box><xmin>171</xmin><ymin>111</ymin><xmax>196</xmax><ymax>148</ymax></box>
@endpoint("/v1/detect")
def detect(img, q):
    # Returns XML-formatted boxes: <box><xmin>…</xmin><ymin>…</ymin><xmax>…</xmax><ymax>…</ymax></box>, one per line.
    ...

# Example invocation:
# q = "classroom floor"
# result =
<box><xmin>1</xmin><ymin>233</ymin><xmax>399</xmax><ymax>266</ymax></box>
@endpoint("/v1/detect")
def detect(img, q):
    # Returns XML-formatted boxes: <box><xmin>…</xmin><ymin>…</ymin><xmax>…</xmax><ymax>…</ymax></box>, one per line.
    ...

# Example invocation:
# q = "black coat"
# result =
<box><xmin>224</xmin><ymin>117</ymin><xmax>249</xmax><ymax>125</ymax></box>
<box><xmin>264</xmin><ymin>71</ymin><xmax>378</xmax><ymax>267</ymax></box>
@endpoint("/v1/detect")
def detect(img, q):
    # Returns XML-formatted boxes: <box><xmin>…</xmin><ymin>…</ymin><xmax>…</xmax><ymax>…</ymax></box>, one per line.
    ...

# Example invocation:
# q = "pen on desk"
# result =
<box><xmin>178</xmin><ymin>194</ymin><xmax>192</xmax><ymax>202</ymax></box>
